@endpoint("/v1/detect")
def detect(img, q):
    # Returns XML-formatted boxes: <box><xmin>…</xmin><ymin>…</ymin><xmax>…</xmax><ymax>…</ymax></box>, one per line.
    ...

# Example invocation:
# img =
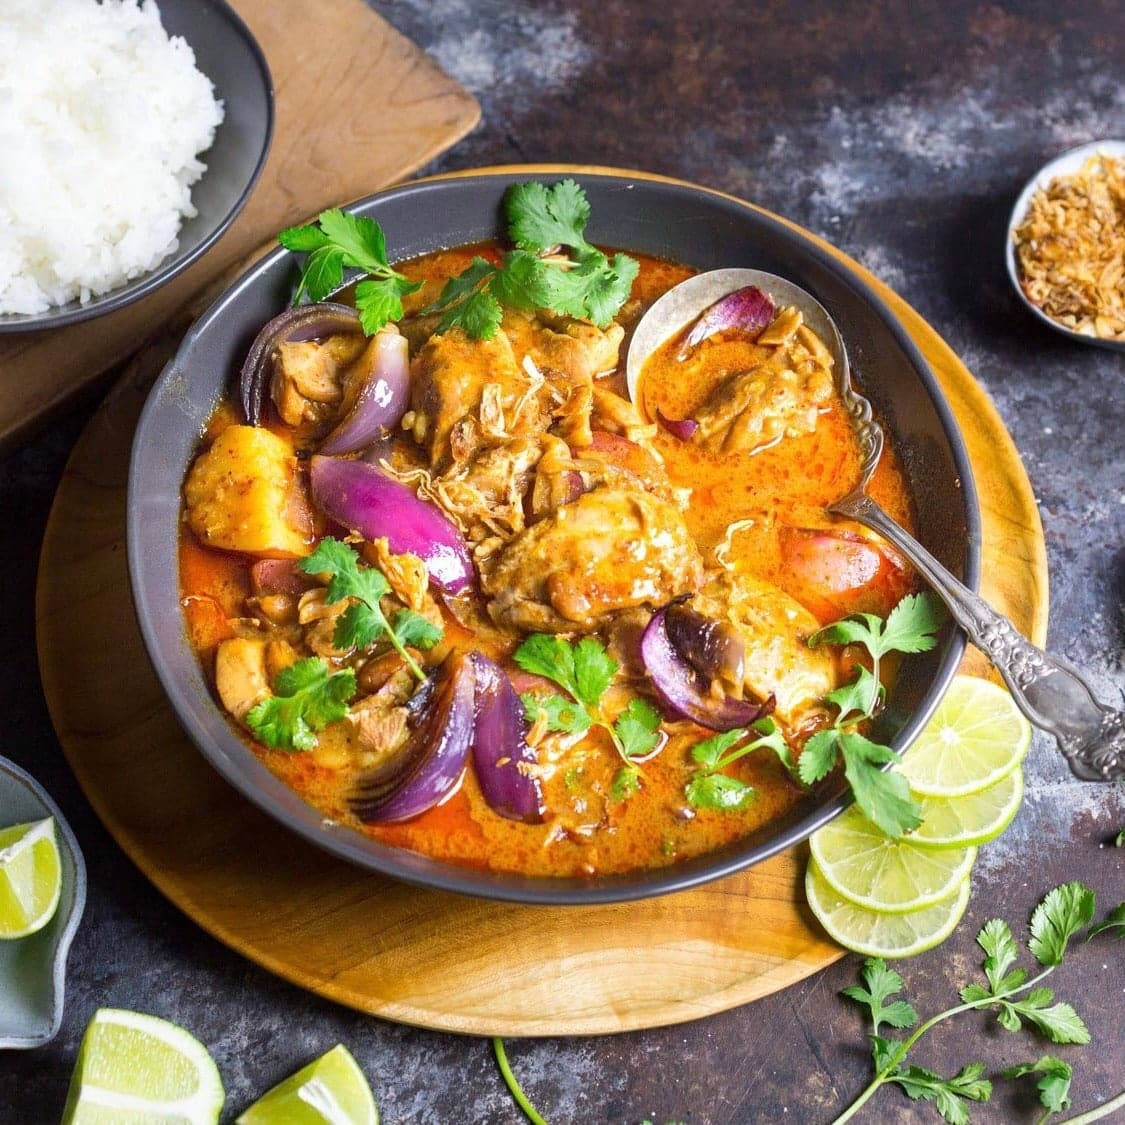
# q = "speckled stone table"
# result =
<box><xmin>2</xmin><ymin>2</ymin><xmax>1123</xmax><ymax>1121</ymax></box>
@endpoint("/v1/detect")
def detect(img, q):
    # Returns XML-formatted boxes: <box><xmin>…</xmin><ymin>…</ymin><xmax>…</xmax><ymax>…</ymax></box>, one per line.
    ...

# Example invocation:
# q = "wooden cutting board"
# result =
<box><xmin>35</xmin><ymin>166</ymin><xmax>1048</xmax><ymax>1037</ymax></box>
<box><xmin>0</xmin><ymin>0</ymin><xmax>479</xmax><ymax>451</ymax></box>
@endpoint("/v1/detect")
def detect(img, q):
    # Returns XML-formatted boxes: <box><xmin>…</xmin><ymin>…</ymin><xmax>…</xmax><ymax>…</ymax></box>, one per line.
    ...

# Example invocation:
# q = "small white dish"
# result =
<box><xmin>0</xmin><ymin>757</ymin><xmax>86</xmax><ymax>1049</ymax></box>
<box><xmin>1005</xmin><ymin>138</ymin><xmax>1125</xmax><ymax>353</ymax></box>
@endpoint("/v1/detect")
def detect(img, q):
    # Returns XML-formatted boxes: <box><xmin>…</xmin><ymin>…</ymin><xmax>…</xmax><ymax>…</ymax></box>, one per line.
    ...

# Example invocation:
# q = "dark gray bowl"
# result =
<box><xmin>0</xmin><ymin>0</ymin><xmax>272</xmax><ymax>334</ymax></box>
<box><xmin>128</xmin><ymin>168</ymin><xmax>980</xmax><ymax>906</ymax></box>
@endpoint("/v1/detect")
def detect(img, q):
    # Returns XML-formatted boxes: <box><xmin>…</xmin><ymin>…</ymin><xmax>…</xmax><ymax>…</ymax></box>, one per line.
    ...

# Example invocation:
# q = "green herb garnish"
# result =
<box><xmin>833</xmin><ymin>881</ymin><xmax>1102</xmax><ymax>1124</ymax></box>
<box><xmin>299</xmin><ymin>536</ymin><xmax>441</xmax><ymax>682</ymax></box>
<box><xmin>799</xmin><ymin>592</ymin><xmax>945</xmax><ymax>838</ymax></box>
<box><xmin>1001</xmin><ymin>1057</ymin><xmax>1073</xmax><ymax>1120</ymax></box>
<box><xmin>422</xmin><ymin>180</ymin><xmax>639</xmax><ymax>339</ymax></box>
<box><xmin>279</xmin><ymin>209</ymin><xmax>422</xmax><ymax>334</ymax></box>
<box><xmin>515</xmin><ymin>633</ymin><xmax>661</xmax><ymax>799</ymax></box>
<box><xmin>684</xmin><ymin>717</ymin><xmax>793</xmax><ymax>812</ymax></box>
<box><xmin>245</xmin><ymin>658</ymin><xmax>356</xmax><ymax>752</ymax></box>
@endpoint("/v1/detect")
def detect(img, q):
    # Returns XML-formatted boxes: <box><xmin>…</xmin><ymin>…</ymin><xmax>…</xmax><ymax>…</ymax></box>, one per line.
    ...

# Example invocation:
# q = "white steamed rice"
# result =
<box><xmin>0</xmin><ymin>0</ymin><xmax>225</xmax><ymax>315</ymax></box>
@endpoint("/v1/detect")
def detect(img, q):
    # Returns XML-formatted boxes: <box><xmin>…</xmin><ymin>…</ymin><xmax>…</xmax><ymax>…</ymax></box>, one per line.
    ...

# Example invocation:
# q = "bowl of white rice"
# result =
<box><xmin>0</xmin><ymin>0</ymin><xmax>272</xmax><ymax>332</ymax></box>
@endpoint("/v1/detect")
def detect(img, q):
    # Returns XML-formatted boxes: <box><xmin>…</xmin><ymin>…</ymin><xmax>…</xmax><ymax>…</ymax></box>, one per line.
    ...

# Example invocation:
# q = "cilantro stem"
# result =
<box><xmin>373</xmin><ymin>602</ymin><xmax>428</xmax><ymax>682</ymax></box>
<box><xmin>492</xmin><ymin>1037</ymin><xmax>547</xmax><ymax>1125</ymax></box>
<box><xmin>831</xmin><ymin>966</ymin><xmax>1058</xmax><ymax>1124</ymax></box>
<box><xmin>1059</xmin><ymin>1089</ymin><xmax>1125</xmax><ymax>1124</ymax></box>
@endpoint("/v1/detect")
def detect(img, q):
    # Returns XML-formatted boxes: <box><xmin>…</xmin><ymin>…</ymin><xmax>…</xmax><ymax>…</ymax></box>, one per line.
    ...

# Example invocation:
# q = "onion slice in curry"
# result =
<box><xmin>350</xmin><ymin>654</ymin><xmax>475</xmax><ymax>823</ymax></box>
<box><xmin>319</xmin><ymin>328</ymin><xmax>411</xmax><ymax>455</ymax></box>
<box><xmin>309</xmin><ymin>455</ymin><xmax>474</xmax><ymax>594</ymax></box>
<box><xmin>676</xmin><ymin>285</ymin><xmax>776</xmax><ymax>360</ymax></box>
<box><xmin>239</xmin><ymin>303</ymin><xmax>363</xmax><ymax>425</ymax></box>
<box><xmin>641</xmin><ymin>602</ymin><xmax>773</xmax><ymax>730</ymax></box>
<box><xmin>470</xmin><ymin>653</ymin><xmax>545</xmax><ymax>823</ymax></box>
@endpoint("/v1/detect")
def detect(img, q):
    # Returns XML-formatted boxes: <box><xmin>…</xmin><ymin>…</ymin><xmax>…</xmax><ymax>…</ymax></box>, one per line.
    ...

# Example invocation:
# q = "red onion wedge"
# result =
<box><xmin>350</xmin><ymin>654</ymin><xmax>475</xmax><ymax>823</ymax></box>
<box><xmin>641</xmin><ymin>601</ymin><xmax>773</xmax><ymax>730</ymax></box>
<box><xmin>239</xmin><ymin>303</ymin><xmax>362</xmax><ymax>425</ymax></box>
<box><xmin>319</xmin><ymin>328</ymin><xmax>411</xmax><ymax>456</ymax></box>
<box><xmin>309</xmin><ymin>455</ymin><xmax>473</xmax><ymax>594</ymax></box>
<box><xmin>656</xmin><ymin>409</ymin><xmax>699</xmax><ymax>440</ymax></box>
<box><xmin>665</xmin><ymin>600</ymin><xmax>745</xmax><ymax>687</ymax></box>
<box><xmin>676</xmin><ymin>285</ymin><xmax>776</xmax><ymax>360</ymax></box>
<box><xmin>470</xmin><ymin>654</ymin><xmax>545</xmax><ymax>823</ymax></box>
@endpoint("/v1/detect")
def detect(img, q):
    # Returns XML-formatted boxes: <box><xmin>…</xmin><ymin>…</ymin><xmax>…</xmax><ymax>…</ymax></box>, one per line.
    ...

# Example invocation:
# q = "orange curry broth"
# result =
<box><xmin>179</xmin><ymin>243</ymin><xmax>918</xmax><ymax>878</ymax></box>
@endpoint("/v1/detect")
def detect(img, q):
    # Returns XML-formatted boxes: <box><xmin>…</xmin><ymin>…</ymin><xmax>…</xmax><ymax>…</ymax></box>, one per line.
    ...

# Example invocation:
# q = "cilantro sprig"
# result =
<box><xmin>422</xmin><ymin>180</ymin><xmax>639</xmax><ymax>339</ymax></box>
<box><xmin>279</xmin><ymin>209</ymin><xmax>422</xmax><ymax>334</ymax></box>
<box><xmin>298</xmin><ymin>537</ymin><xmax>441</xmax><ymax>682</ymax></box>
<box><xmin>514</xmin><ymin>633</ymin><xmax>661</xmax><ymax>801</ymax></box>
<box><xmin>799</xmin><ymin>592</ymin><xmax>945</xmax><ymax>838</ymax></box>
<box><xmin>246</xmin><ymin>658</ymin><xmax>356</xmax><ymax>752</ymax></box>
<box><xmin>684</xmin><ymin>717</ymin><xmax>794</xmax><ymax>812</ymax></box>
<box><xmin>833</xmin><ymin>882</ymin><xmax>1125</xmax><ymax>1124</ymax></box>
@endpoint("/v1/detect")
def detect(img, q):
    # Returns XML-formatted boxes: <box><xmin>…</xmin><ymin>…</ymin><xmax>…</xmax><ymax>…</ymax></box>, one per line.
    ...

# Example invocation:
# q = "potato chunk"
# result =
<box><xmin>184</xmin><ymin>425</ymin><xmax>312</xmax><ymax>558</ymax></box>
<box><xmin>214</xmin><ymin>637</ymin><xmax>271</xmax><ymax>721</ymax></box>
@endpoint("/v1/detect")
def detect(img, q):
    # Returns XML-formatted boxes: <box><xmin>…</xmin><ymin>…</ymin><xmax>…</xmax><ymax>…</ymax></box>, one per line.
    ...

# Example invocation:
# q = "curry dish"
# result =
<box><xmin>179</xmin><ymin>233</ymin><xmax>918</xmax><ymax>878</ymax></box>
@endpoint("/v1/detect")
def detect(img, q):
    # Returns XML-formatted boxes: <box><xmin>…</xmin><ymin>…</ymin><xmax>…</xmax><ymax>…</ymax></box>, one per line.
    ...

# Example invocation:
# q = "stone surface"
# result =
<box><xmin>2</xmin><ymin>1</ymin><xmax>1123</xmax><ymax>1121</ymax></box>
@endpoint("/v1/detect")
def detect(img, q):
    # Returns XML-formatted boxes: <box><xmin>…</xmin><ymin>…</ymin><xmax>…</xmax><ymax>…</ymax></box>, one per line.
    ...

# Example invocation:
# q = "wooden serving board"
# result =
<box><xmin>35</xmin><ymin>169</ymin><xmax>1048</xmax><ymax>1036</ymax></box>
<box><xmin>0</xmin><ymin>0</ymin><xmax>479</xmax><ymax>451</ymax></box>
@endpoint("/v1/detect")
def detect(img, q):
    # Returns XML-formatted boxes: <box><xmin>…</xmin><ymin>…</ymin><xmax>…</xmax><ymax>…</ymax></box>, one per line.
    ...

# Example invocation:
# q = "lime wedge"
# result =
<box><xmin>236</xmin><ymin>1044</ymin><xmax>378</xmax><ymax>1125</ymax></box>
<box><xmin>900</xmin><ymin>676</ymin><xmax>1031</xmax><ymax>797</ymax></box>
<box><xmin>806</xmin><ymin>859</ymin><xmax>971</xmax><ymax>958</ymax></box>
<box><xmin>61</xmin><ymin>1009</ymin><xmax>224</xmax><ymax>1124</ymax></box>
<box><xmin>909</xmin><ymin>768</ymin><xmax>1024</xmax><ymax>849</ymax></box>
<box><xmin>809</xmin><ymin>804</ymin><xmax>976</xmax><ymax>912</ymax></box>
<box><xmin>0</xmin><ymin>817</ymin><xmax>61</xmax><ymax>939</ymax></box>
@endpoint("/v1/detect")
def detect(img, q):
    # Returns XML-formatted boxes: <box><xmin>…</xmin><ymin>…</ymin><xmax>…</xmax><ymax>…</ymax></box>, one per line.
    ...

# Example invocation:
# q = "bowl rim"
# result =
<box><xmin>128</xmin><ymin>164</ymin><xmax>980</xmax><ymax>905</ymax></box>
<box><xmin>0</xmin><ymin>0</ymin><xmax>275</xmax><ymax>335</ymax></box>
<box><xmin>1004</xmin><ymin>138</ymin><xmax>1125</xmax><ymax>353</ymax></box>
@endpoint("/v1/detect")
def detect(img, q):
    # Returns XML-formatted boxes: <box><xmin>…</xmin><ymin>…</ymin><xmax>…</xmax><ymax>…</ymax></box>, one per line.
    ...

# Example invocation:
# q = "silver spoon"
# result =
<box><xmin>626</xmin><ymin>268</ymin><xmax>1125</xmax><ymax>782</ymax></box>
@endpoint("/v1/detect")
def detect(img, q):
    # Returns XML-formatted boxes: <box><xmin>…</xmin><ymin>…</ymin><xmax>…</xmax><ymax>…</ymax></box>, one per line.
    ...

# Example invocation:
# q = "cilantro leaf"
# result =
<box><xmin>976</xmin><ymin>918</ymin><xmax>1022</xmax><ymax>995</ymax></box>
<box><xmin>1029</xmin><ymin>882</ymin><xmax>1097</xmax><ymax>966</ymax></box>
<box><xmin>808</xmin><ymin>612</ymin><xmax>884</xmax><ymax>651</ymax></box>
<box><xmin>996</xmin><ymin>988</ymin><xmax>1090</xmax><ymax>1044</ymax></box>
<box><xmin>798</xmin><ymin>728</ymin><xmax>841</xmax><ymax>785</ymax></box>
<box><xmin>747</xmin><ymin>716</ymin><xmax>797</xmax><ymax>773</ymax></box>
<box><xmin>246</xmin><ymin>658</ymin><xmax>356</xmax><ymax>752</ymax></box>
<box><xmin>513</xmin><ymin>634</ymin><xmax>579</xmax><ymax>698</ymax></box>
<box><xmin>890</xmin><ymin>1063</ymin><xmax>991</xmax><ymax>1125</ymax></box>
<box><xmin>614</xmin><ymin>697</ymin><xmax>661</xmax><ymax>758</ymax></box>
<box><xmin>610</xmin><ymin>765</ymin><xmax>641</xmax><ymax>802</ymax></box>
<box><xmin>685</xmin><ymin>773</ymin><xmax>756</xmax><ymax>811</ymax></box>
<box><xmin>301</xmin><ymin>536</ymin><xmax>389</xmax><ymax>607</ymax></box>
<box><xmin>278</xmin><ymin>210</ymin><xmax>417</xmax><ymax>334</ymax></box>
<box><xmin>521</xmin><ymin>692</ymin><xmax>592</xmax><ymax>735</ymax></box>
<box><xmin>505</xmin><ymin>179</ymin><xmax>592</xmax><ymax>252</ymax></box>
<box><xmin>840</xmin><ymin>731</ymin><xmax>922</xmax><ymax>837</ymax></box>
<box><xmin>490</xmin><ymin>250</ymin><xmax>553</xmax><ymax>311</ymax></box>
<box><xmin>392</xmin><ymin>609</ymin><xmax>442</xmax><ymax>651</ymax></box>
<box><xmin>841</xmin><ymin>957</ymin><xmax>919</xmax><ymax>1036</ymax></box>
<box><xmin>809</xmin><ymin>593</ymin><xmax>944</xmax><ymax>660</ymax></box>
<box><xmin>333</xmin><ymin>601</ymin><xmax>385</xmax><ymax>652</ymax></box>
<box><xmin>573</xmin><ymin>637</ymin><xmax>618</xmax><ymax>708</ymax></box>
<box><xmin>1087</xmin><ymin>901</ymin><xmax>1125</xmax><ymax>940</ymax></box>
<box><xmin>691</xmin><ymin>729</ymin><xmax>747</xmax><ymax>769</ymax></box>
<box><xmin>825</xmin><ymin>665</ymin><xmax>885</xmax><ymax>723</ymax></box>
<box><xmin>1002</xmin><ymin>1056</ymin><xmax>1073</xmax><ymax>1117</ymax></box>
<box><xmin>1116</xmin><ymin>829</ymin><xmax>1124</xmax><ymax>847</ymax></box>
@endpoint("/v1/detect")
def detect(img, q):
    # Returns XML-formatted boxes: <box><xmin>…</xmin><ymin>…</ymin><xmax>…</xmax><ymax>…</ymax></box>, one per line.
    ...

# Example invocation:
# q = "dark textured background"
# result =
<box><xmin>2</xmin><ymin>1</ymin><xmax>1123</xmax><ymax>1121</ymax></box>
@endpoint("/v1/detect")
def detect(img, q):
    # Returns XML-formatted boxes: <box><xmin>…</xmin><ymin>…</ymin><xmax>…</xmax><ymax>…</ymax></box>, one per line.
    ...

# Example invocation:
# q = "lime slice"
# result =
<box><xmin>809</xmin><ymin>805</ymin><xmax>976</xmax><ymax>912</ymax></box>
<box><xmin>806</xmin><ymin>859</ymin><xmax>971</xmax><ymax>958</ymax></box>
<box><xmin>62</xmin><ymin>1008</ymin><xmax>224</xmax><ymax>1124</ymax></box>
<box><xmin>909</xmin><ymin>769</ymin><xmax>1024</xmax><ymax>849</ymax></box>
<box><xmin>0</xmin><ymin>817</ymin><xmax>61</xmax><ymax>939</ymax></box>
<box><xmin>236</xmin><ymin>1044</ymin><xmax>378</xmax><ymax>1125</ymax></box>
<box><xmin>900</xmin><ymin>676</ymin><xmax>1031</xmax><ymax>797</ymax></box>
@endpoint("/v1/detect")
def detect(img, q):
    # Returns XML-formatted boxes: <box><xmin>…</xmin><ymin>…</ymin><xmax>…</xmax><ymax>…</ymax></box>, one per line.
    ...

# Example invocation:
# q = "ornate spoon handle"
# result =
<box><xmin>829</xmin><ymin>492</ymin><xmax>1125</xmax><ymax>782</ymax></box>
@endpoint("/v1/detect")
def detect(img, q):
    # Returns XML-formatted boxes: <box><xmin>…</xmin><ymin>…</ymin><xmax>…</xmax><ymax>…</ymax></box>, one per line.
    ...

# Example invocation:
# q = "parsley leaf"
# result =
<box><xmin>685</xmin><ymin>773</ymin><xmax>756</xmax><ymax>810</ymax></box>
<box><xmin>1002</xmin><ymin>1056</ymin><xmax>1073</xmax><ymax>1117</ymax></box>
<box><xmin>1087</xmin><ymin>901</ymin><xmax>1125</xmax><ymax>940</ymax></box>
<box><xmin>299</xmin><ymin>537</ymin><xmax>439</xmax><ymax>681</ymax></box>
<box><xmin>278</xmin><ymin>210</ymin><xmax>421</xmax><ymax>334</ymax></box>
<box><xmin>610</xmin><ymin>765</ymin><xmax>642</xmax><ymax>802</ymax></box>
<box><xmin>841</xmin><ymin>957</ymin><xmax>919</xmax><ymax>1037</ymax></box>
<box><xmin>1029</xmin><ymin>882</ymin><xmax>1097</xmax><ymax>966</ymax></box>
<box><xmin>614</xmin><ymin>698</ymin><xmax>662</xmax><ymax>758</ymax></box>
<box><xmin>890</xmin><ymin>1063</ymin><xmax>991</xmax><ymax>1125</ymax></box>
<box><xmin>521</xmin><ymin>692</ymin><xmax>592</xmax><ymax>735</ymax></box>
<box><xmin>245</xmin><ymin>658</ymin><xmax>356</xmax><ymax>752</ymax></box>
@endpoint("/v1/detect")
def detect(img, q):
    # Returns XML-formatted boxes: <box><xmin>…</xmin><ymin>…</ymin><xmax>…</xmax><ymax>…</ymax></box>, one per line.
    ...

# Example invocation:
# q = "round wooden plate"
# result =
<box><xmin>36</xmin><ymin>168</ymin><xmax>1047</xmax><ymax>1037</ymax></box>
